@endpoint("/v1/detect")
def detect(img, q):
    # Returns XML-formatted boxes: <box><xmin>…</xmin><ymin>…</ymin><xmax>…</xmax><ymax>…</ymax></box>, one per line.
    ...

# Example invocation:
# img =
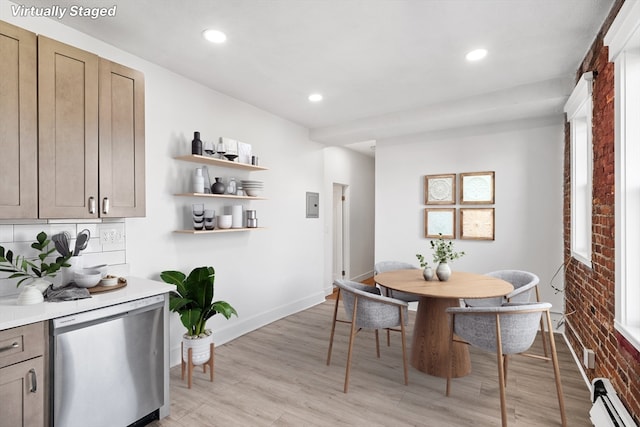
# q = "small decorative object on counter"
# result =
<box><xmin>193</xmin><ymin>168</ymin><xmax>205</xmax><ymax>193</ymax></box>
<box><xmin>192</xmin><ymin>204</ymin><xmax>205</xmax><ymax>230</ymax></box>
<box><xmin>415</xmin><ymin>254</ymin><xmax>433</xmax><ymax>281</ymax></box>
<box><xmin>191</xmin><ymin>131</ymin><xmax>203</xmax><ymax>155</ymax></box>
<box><xmin>227</xmin><ymin>177</ymin><xmax>237</xmax><ymax>195</ymax></box>
<box><xmin>211</xmin><ymin>177</ymin><xmax>225</xmax><ymax>194</ymax></box>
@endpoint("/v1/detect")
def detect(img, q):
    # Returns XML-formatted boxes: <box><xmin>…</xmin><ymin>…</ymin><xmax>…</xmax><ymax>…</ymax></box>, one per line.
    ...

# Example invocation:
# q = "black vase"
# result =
<box><xmin>211</xmin><ymin>177</ymin><xmax>225</xmax><ymax>194</ymax></box>
<box><xmin>192</xmin><ymin>131</ymin><xmax>203</xmax><ymax>155</ymax></box>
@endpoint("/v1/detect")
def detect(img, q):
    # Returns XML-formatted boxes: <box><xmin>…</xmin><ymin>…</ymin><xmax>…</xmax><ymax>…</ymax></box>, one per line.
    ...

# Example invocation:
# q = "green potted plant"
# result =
<box><xmin>0</xmin><ymin>232</ymin><xmax>70</xmax><ymax>303</ymax></box>
<box><xmin>415</xmin><ymin>253</ymin><xmax>434</xmax><ymax>281</ymax></box>
<box><xmin>421</xmin><ymin>233</ymin><xmax>465</xmax><ymax>281</ymax></box>
<box><xmin>160</xmin><ymin>266</ymin><xmax>237</xmax><ymax>367</ymax></box>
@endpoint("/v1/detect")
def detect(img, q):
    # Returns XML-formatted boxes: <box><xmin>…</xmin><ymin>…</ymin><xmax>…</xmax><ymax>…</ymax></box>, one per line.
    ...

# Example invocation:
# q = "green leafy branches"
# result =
<box><xmin>0</xmin><ymin>232</ymin><xmax>70</xmax><ymax>287</ymax></box>
<box><xmin>429</xmin><ymin>233</ymin><xmax>465</xmax><ymax>264</ymax></box>
<box><xmin>161</xmin><ymin>266</ymin><xmax>238</xmax><ymax>337</ymax></box>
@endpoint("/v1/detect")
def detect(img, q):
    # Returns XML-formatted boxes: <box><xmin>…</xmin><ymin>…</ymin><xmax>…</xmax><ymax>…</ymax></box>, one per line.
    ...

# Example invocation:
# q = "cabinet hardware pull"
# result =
<box><xmin>89</xmin><ymin>197</ymin><xmax>96</xmax><ymax>214</ymax></box>
<box><xmin>28</xmin><ymin>368</ymin><xmax>37</xmax><ymax>393</ymax></box>
<box><xmin>0</xmin><ymin>342</ymin><xmax>19</xmax><ymax>353</ymax></box>
<box><xmin>102</xmin><ymin>197</ymin><xmax>110</xmax><ymax>215</ymax></box>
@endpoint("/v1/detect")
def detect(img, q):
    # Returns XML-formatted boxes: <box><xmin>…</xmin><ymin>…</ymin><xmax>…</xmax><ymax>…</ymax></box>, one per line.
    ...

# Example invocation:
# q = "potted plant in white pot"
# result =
<box><xmin>160</xmin><ymin>266</ymin><xmax>237</xmax><ymax>382</ymax></box>
<box><xmin>424</xmin><ymin>233</ymin><xmax>465</xmax><ymax>281</ymax></box>
<box><xmin>0</xmin><ymin>231</ymin><xmax>70</xmax><ymax>303</ymax></box>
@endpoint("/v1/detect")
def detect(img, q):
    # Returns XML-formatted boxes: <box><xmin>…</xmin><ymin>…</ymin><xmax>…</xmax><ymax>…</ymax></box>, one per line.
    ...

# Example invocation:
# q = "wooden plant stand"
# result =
<box><xmin>181</xmin><ymin>342</ymin><xmax>215</xmax><ymax>389</ymax></box>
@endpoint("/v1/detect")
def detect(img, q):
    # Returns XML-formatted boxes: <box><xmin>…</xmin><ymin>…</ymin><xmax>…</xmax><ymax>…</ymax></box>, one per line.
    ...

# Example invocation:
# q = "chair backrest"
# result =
<box><xmin>374</xmin><ymin>261</ymin><xmax>417</xmax><ymax>274</ymax></box>
<box><xmin>465</xmin><ymin>270</ymin><xmax>539</xmax><ymax>307</ymax></box>
<box><xmin>448</xmin><ymin>302</ymin><xmax>551</xmax><ymax>355</ymax></box>
<box><xmin>334</xmin><ymin>279</ymin><xmax>407</xmax><ymax>330</ymax></box>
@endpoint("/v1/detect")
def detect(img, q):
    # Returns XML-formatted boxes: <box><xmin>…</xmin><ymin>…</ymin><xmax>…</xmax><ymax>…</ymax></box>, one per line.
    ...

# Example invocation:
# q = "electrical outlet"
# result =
<box><xmin>100</xmin><ymin>228</ymin><xmax>124</xmax><ymax>245</ymax></box>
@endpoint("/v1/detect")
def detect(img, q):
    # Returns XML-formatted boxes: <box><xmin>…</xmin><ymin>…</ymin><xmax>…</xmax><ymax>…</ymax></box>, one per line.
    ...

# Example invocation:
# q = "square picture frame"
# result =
<box><xmin>460</xmin><ymin>208</ymin><xmax>495</xmax><ymax>240</ymax></box>
<box><xmin>424</xmin><ymin>174</ymin><xmax>456</xmax><ymax>205</ymax></box>
<box><xmin>424</xmin><ymin>208</ymin><xmax>455</xmax><ymax>239</ymax></box>
<box><xmin>460</xmin><ymin>171</ymin><xmax>495</xmax><ymax>204</ymax></box>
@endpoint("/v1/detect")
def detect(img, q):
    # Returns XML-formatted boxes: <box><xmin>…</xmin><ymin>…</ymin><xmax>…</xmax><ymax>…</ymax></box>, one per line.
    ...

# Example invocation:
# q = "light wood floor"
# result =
<box><xmin>149</xmin><ymin>300</ymin><xmax>591</xmax><ymax>426</ymax></box>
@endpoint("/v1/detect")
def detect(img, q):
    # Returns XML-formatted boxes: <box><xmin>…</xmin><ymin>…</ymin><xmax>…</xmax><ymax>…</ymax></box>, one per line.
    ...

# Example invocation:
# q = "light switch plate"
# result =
<box><xmin>306</xmin><ymin>192</ymin><xmax>319</xmax><ymax>218</ymax></box>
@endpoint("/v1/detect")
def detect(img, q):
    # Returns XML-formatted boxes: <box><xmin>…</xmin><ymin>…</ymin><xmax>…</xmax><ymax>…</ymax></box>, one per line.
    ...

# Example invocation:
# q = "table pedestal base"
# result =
<box><xmin>411</xmin><ymin>296</ymin><xmax>471</xmax><ymax>378</ymax></box>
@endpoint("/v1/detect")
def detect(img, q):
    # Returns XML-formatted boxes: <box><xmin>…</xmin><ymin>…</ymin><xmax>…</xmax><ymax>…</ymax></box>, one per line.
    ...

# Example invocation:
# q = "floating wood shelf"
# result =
<box><xmin>174</xmin><ymin>154</ymin><xmax>268</xmax><ymax>171</ymax></box>
<box><xmin>174</xmin><ymin>227</ymin><xmax>265</xmax><ymax>234</ymax></box>
<box><xmin>174</xmin><ymin>192</ymin><xmax>266</xmax><ymax>200</ymax></box>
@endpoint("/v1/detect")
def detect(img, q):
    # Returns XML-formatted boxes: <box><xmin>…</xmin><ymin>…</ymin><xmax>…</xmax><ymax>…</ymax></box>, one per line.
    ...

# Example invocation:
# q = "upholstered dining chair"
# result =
<box><xmin>445</xmin><ymin>302</ymin><xmax>566</xmax><ymax>427</ymax></box>
<box><xmin>374</xmin><ymin>261</ymin><xmax>419</xmax><ymax>346</ymax></box>
<box><xmin>326</xmin><ymin>279</ymin><xmax>409</xmax><ymax>393</ymax></box>
<box><xmin>465</xmin><ymin>270</ymin><xmax>548</xmax><ymax>357</ymax></box>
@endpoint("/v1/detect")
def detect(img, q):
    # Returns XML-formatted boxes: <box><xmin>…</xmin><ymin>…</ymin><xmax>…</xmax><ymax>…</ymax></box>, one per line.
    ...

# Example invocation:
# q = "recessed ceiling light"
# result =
<box><xmin>308</xmin><ymin>93</ymin><xmax>323</xmax><ymax>102</ymax></box>
<box><xmin>203</xmin><ymin>29</ymin><xmax>227</xmax><ymax>44</ymax></box>
<box><xmin>465</xmin><ymin>48</ymin><xmax>488</xmax><ymax>61</ymax></box>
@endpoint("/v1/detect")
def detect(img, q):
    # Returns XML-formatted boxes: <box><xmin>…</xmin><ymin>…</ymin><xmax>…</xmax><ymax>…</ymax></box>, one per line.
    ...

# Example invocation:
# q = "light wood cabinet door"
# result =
<box><xmin>99</xmin><ymin>59</ymin><xmax>146</xmax><ymax>217</ymax></box>
<box><xmin>0</xmin><ymin>356</ymin><xmax>45</xmax><ymax>427</ymax></box>
<box><xmin>0</xmin><ymin>21</ymin><xmax>38</xmax><ymax>219</ymax></box>
<box><xmin>38</xmin><ymin>35</ymin><xmax>99</xmax><ymax>219</ymax></box>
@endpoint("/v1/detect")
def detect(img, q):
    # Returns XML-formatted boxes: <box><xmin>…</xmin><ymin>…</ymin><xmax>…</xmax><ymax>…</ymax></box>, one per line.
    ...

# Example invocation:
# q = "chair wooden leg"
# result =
<box><xmin>344</xmin><ymin>296</ymin><xmax>359</xmax><ymax>393</ymax></box>
<box><xmin>327</xmin><ymin>288</ymin><xmax>341</xmax><ymax>365</ymax></box>
<box><xmin>504</xmin><ymin>355</ymin><xmax>509</xmax><ymax>385</ymax></box>
<box><xmin>384</xmin><ymin>289</ymin><xmax>391</xmax><ymax>347</ymax></box>
<box><xmin>546</xmin><ymin>310</ymin><xmax>567</xmax><ymax>426</ymax></box>
<box><xmin>495</xmin><ymin>314</ymin><xmax>507</xmax><ymax>427</ymax></box>
<box><xmin>446</xmin><ymin>314</ymin><xmax>455</xmax><ymax>396</ymax></box>
<box><xmin>375</xmin><ymin>330</ymin><xmax>380</xmax><ymax>358</ymax></box>
<box><xmin>536</xmin><ymin>287</ymin><xmax>549</xmax><ymax>358</ymax></box>
<box><xmin>400</xmin><ymin>307</ymin><xmax>408</xmax><ymax>386</ymax></box>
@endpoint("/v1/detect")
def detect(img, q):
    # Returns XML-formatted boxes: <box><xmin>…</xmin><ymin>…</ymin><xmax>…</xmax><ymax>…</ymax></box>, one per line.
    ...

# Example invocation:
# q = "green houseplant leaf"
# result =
<box><xmin>161</xmin><ymin>266</ymin><xmax>237</xmax><ymax>338</ymax></box>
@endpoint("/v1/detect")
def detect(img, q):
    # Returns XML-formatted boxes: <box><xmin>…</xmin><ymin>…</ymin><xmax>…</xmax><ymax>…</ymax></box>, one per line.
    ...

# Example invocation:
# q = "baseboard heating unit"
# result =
<box><xmin>590</xmin><ymin>378</ymin><xmax>637</xmax><ymax>426</ymax></box>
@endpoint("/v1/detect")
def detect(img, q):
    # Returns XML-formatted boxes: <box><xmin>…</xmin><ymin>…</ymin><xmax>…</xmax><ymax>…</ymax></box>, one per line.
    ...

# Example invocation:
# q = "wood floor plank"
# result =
<box><xmin>150</xmin><ymin>300</ymin><xmax>591</xmax><ymax>426</ymax></box>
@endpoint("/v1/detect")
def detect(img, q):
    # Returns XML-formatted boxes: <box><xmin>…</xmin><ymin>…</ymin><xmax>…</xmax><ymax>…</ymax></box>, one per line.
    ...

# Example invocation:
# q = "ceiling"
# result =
<box><xmin>29</xmin><ymin>0</ymin><xmax>615</xmax><ymax>154</ymax></box>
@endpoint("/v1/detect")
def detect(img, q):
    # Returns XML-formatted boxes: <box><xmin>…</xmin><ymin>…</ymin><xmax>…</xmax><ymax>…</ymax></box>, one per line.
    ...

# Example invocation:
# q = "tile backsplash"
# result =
<box><xmin>0</xmin><ymin>219</ymin><xmax>127</xmax><ymax>298</ymax></box>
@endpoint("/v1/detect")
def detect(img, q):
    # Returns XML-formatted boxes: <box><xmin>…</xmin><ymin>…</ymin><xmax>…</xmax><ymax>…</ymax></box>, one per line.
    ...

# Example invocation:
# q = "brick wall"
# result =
<box><xmin>563</xmin><ymin>0</ymin><xmax>640</xmax><ymax>423</ymax></box>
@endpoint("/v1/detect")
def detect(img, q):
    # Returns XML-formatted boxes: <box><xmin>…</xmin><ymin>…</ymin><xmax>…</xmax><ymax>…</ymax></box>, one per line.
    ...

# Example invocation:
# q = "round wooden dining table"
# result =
<box><xmin>374</xmin><ymin>269</ymin><xmax>513</xmax><ymax>378</ymax></box>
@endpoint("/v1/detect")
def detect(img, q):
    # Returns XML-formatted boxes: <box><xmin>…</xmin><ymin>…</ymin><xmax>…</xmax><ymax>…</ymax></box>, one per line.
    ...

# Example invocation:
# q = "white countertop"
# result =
<box><xmin>0</xmin><ymin>277</ymin><xmax>174</xmax><ymax>330</ymax></box>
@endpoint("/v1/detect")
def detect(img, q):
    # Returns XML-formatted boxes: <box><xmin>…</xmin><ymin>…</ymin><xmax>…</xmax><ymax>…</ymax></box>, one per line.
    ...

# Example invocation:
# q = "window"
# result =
<box><xmin>564</xmin><ymin>72</ymin><xmax>594</xmax><ymax>268</ymax></box>
<box><xmin>606</xmin><ymin>0</ymin><xmax>640</xmax><ymax>350</ymax></box>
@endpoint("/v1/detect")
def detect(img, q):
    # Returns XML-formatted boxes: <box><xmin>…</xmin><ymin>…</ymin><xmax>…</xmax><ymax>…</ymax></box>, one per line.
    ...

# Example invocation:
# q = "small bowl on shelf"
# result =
<box><xmin>74</xmin><ymin>270</ymin><xmax>102</xmax><ymax>288</ymax></box>
<box><xmin>217</xmin><ymin>215</ymin><xmax>232</xmax><ymax>229</ymax></box>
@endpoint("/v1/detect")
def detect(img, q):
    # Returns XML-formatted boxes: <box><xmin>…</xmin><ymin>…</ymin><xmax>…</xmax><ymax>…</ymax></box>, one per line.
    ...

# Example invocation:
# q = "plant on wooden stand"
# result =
<box><xmin>160</xmin><ymin>266</ymin><xmax>237</xmax><ymax>387</ymax></box>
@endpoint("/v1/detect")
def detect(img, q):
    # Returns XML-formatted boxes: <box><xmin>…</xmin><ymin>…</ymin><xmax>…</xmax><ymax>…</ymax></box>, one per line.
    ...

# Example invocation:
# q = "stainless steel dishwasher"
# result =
<box><xmin>51</xmin><ymin>295</ymin><xmax>166</xmax><ymax>427</ymax></box>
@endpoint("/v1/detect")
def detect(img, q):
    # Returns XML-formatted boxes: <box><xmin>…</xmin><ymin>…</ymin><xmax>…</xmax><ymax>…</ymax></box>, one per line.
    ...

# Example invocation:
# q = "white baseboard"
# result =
<box><xmin>169</xmin><ymin>291</ymin><xmax>327</xmax><ymax>367</ymax></box>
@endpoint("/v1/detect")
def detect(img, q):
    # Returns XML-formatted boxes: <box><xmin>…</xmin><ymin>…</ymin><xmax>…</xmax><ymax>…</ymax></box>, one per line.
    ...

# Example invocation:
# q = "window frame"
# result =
<box><xmin>606</xmin><ymin>0</ymin><xmax>640</xmax><ymax>351</ymax></box>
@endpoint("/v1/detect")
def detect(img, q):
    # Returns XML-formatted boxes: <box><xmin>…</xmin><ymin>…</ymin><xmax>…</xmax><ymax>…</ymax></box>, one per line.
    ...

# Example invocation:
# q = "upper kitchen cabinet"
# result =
<box><xmin>0</xmin><ymin>21</ymin><xmax>38</xmax><ymax>218</ymax></box>
<box><xmin>98</xmin><ymin>59</ymin><xmax>146</xmax><ymax>217</ymax></box>
<box><xmin>37</xmin><ymin>36</ymin><xmax>146</xmax><ymax>219</ymax></box>
<box><xmin>38</xmin><ymin>36</ymin><xmax>99</xmax><ymax>219</ymax></box>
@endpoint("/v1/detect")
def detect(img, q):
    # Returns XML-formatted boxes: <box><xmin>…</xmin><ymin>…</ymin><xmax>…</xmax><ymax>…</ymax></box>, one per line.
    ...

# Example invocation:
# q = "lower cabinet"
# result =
<box><xmin>0</xmin><ymin>322</ymin><xmax>47</xmax><ymax>427</ymax></box>
<box><xmin>0</xmin><ymin>356</ymin><xmax>45</xmax><ymax>427</ymax></box>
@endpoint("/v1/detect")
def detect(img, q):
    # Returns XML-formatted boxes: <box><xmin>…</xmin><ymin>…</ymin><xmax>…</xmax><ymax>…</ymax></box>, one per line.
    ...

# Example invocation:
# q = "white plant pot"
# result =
<box><xmin>436</xmin><ymin>262</ymin><xmax>451</xmax><ymax>281</ymax></box>
<box><xmin>182</xmin><ymin>332</ymin><xmax>212</xmax><ymax>366</ymax></box>
<box><xmin>17</xmin><ymin>284</ymin><xmax>45</xmax><ymax>305</ymax></box>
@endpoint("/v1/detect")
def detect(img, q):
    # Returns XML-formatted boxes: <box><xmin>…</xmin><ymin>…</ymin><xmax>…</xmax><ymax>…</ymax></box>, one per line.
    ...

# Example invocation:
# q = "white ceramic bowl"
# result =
<box><xmin>74</xmin><ymin>270</ymin><xmax>102</xmax><ymax>288</ymax></box>
<box><xmin>84</xmin><ymin>264</ymin><xmax>108</xmax><ymax>278</ymax></box>
<box><xmin>100</xmin><ymin>275</ymin><xmax>119</xmax><ymax>287</ymax></box>
<box><xmin>217</xmin><ymin>215</ymin><xmax>232</xmax><ymax>229</ymax></box>
<box><xmin>245</xmin><ymin>189</ymin><xmax>262</xmax><ymax>197</ymax></box>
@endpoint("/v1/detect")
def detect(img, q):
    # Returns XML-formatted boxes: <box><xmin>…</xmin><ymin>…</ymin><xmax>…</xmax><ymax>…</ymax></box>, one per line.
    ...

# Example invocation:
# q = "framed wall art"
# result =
<box><xmin>424</xmin><ymin>208</ymin><xmax>455</xmax><ymax>239</ymax></box>
<box><xmin>460</xmin><ymin>208</ymin><xmax>495</xmax><ymax>240</ymax></box>
<box><xmin>460</xmin><ymin>171</ymin><xmax>495</xmax><ymax>204</ymax></box>
<box><xmin>424</xmin><ymin>174</ymin><xmax>456</xmax><ymax>205</ymax></box>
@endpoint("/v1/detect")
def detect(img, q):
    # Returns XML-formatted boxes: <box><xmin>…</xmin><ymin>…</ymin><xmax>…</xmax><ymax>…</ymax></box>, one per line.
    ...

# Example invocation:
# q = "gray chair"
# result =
<box><xmin>465</xmin><ymin>270</ymin><xmax>548</xmax><ymax>358</ymax></box>
<box><xmin>326</xmin><ymin>279</ymin><xmax>409</xmax><ymax>393</ymax></box>
<box><xmin>374</xmin><ymin>261</ymin><xmax>419</xmax><ymax>346</ymax></box>
<box><xmin>445</xmin><ymin>302</ymin><xmax>566</xmax><ymax>427</ymax></box>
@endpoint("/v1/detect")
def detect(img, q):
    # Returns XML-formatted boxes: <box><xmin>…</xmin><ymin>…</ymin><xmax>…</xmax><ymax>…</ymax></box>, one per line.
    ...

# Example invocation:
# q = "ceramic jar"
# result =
<box><xmin>436</xmin><ymin>262</ymin><xmax>451</xmax><ymax>281</ymax></box>
<box><xmin>211</xmin><ymin>177</ymin><xmax>225</xmax><ymax>194</ymax></box>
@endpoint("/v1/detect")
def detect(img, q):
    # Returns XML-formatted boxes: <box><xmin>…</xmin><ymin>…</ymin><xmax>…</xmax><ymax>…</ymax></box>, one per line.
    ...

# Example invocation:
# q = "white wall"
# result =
<box><xmin>2</xmin><ymin>6</ymin><xmax>340</xmax><ymax>365</ymax></box>
<box><xmin>375</xmin><ymin>120</ymin><xmax>565</xmax><ymax>315</ymax></box>
<box><xmin>323</xmin><ymin>147</ymin><xmax>375</xmax><ymax>292</ymax></box>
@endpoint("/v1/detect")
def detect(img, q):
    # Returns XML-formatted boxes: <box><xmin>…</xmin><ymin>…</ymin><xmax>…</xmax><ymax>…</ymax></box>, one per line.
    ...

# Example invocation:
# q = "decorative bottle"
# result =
<box><xmin>227</xmin><ymin>178</ymin><xmax>237</xmax><ymax>195</ymax></box>
<box><xmin>192</xmin><ymin>131</ymin><xmax>203</xmax><ymax>155</ymax></box>
<box><xmin>212</xmin><ymin>177</ymin><xmax>225</xmax><ymax>194</ymax></box>
<box><xmin>193</xmin><ymin>168</ymin><xmax>204</xmax><ymax>193</ymax></box>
